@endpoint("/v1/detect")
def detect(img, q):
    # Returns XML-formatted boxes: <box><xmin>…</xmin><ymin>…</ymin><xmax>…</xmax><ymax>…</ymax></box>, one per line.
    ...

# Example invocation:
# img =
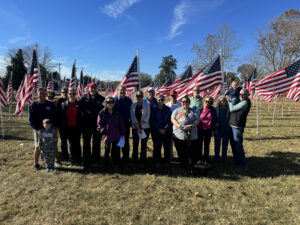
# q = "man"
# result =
<box><xmin>29</xmin><ymin>87</ymin><xmax>58</xmax><ymax>171</ymax></box>
<box><xmin>79</xmin><ymin>82</ymin><xmax>105</xmax><ymax>170</ymax></box>
<box><xmin>55</xmin><ymin>87</ymin><xmax>69</xmax><ymax>161</ymax></box>
<box><xmin>225</xmin><ymin>80</ymin><xmax>242</xmax><ymax>105</ymax></box>
<box><xmin>47</xmin><ymin>91</ymin><xmax>55</xmax><ymax>102</ymax></box>
<box><xmin>166</xmin><ymin>90</ymin><xmax>181</xmax><ymax>112</ymax></box>
<box><xmin>227</xmin><ymin>88</ymin><xmax>251</xmax><ymax>170</ymax></box>
<box><xmin>190</xmin><ymin>87</ymin><xmax>203</xmax><ymax>116</ymax></box>
<box><xmin>115</xmin><ymin>85</ymin><xmax>132</xmax><ymax>162</ymax></box>
<box><xmin>144</xmin><ymin>87</ymin><xmax>158</xmax><ymax>110</ymax></box>
<box><xmin>150</xmin><ymin>94</ymin><xmax>172</xmax><ymax>168</ymax></box>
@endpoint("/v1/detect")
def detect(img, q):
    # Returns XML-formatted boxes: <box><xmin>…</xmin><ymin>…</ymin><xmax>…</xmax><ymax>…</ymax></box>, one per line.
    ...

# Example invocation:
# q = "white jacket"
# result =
<box><xmin>130</xmin><ymin>101</ymin><xmax>151</xmax><ymax>129</ymax></box>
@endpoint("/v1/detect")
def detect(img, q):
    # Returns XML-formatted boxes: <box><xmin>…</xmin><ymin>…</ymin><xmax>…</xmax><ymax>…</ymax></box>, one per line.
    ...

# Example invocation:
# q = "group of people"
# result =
<box><xmin>29</xmin><ymin>80</ymin><xmax>251</xmax><ymax>174</ymax></box>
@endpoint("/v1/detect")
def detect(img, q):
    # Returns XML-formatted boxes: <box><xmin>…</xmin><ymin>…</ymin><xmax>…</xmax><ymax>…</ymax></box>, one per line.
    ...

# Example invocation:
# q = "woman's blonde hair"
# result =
<box><xmin>214</xmin><ymin>95</ymin><xmax>229</xmax><ymax>108</ymax></box>
<box><xmin>202</xmin><ymin>96</ymin><xmax>214</xmax><ymax>105</ymax></box>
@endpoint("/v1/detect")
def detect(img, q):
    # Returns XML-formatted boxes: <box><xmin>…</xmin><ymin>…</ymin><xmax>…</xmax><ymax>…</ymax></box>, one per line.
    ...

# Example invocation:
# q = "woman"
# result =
<box><xmin>130</xmin><ymin>91</ymin><xmax>151</xmax><ymax>163</ymax></box>
<box><xmin>61</xmin><ymin>88</ymin><xmax>82</xmax><ymax>166</ymax></box>
<box><xmin>171</xmin><ymin>96</ymin><xmax>199</xmax><ymax>170</ymax></box>
<box><xmin>97</xmin><ymin>96</ymin><xmax>125</xmax><ymax>170</ymax></box>
<box><xmin>195</xmin><ymin>96</ymin><xmax>217</xmax><ymax>168</ymax></box>
<box><xmin>214</xmin><ymin>95</ymin><xmax>230</xmax><ymax>162</ymax></box>
<box><xmin>150</xmin><ymin>94</ymin><xmax>172</xmax><ymax>167</ymax></box>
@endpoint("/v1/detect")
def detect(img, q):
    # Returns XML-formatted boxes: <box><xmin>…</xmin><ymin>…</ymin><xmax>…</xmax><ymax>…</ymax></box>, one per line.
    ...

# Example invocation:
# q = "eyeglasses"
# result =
<box><xmin>69</xmin><ymin>93</ymin><xmax>76</xmax><ymax>95</ymax></box>
<box><xmin>182</xmin><ymin>101</ymin><xmax>189</xmax><ymax>103</ymax></box>
<box><xmin>106</xmin><ymin>101</ymin><xmax>114</xmax><ymax>104</ymax></box>
<box><xmin>205</xmin><ymin>100</ymin><xmax>212</xmax><ymax>104</ymax></box>
<box><xmin>136</xmin><ymin>95</ymin><xmax>143</xmax><ymax>98</ymax></box>
<box><xmin>157</xmin><ymin>99</ymin><xmax>164</xmax><ymax>102</ymax></box>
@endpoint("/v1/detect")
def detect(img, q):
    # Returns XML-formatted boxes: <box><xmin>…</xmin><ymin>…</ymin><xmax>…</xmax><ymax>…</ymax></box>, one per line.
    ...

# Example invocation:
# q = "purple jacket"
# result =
<box><xmin>97</xmin><ymin>107</ymin><xmax>125</xmax><ymax>143</ymax></box>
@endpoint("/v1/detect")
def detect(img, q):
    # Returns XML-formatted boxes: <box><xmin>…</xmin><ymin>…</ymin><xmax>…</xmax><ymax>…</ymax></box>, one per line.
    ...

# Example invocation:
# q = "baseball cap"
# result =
<box><xmin>88</xmin><ymin>82</ymin><xmax>97</xmax><ymax>88</ymax></box>
<box><xmin>148</xmin><ymin>87</ymin><xmax>155</xmax><ymax>93</ymax></box>
<box><xmin>170</xmin><ymin>90</ymin><xmax>177</xmax><ymax>96</ymax></box>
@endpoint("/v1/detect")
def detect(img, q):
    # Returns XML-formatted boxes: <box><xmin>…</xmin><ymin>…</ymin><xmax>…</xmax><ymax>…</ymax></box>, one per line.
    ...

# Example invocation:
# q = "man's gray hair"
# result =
<box><xmin>241</xmin><ymin>88</ymin><xmax>250</xmax><ymax>95</ymax></box>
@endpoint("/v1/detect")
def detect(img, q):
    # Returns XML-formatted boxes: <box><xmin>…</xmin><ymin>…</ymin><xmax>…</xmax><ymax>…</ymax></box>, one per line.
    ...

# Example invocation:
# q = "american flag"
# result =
<box><xmin>68</xmin><ymin>60</ymin><xmax>76</xmax><ymax>89</ymax></box>
<box><xmin>0</xmin><ymin>77</ymin><xmax>7</xmax><ymax>107</ymax></box>
<box><xmin>15</xmin><ymin>79</ymin><xmax>24</xmax><ymax>102</ymax></box>
<box><xmin>210</xmin><ymin>84</ymin><xmax>222</xmax><ymax>99</ymax></box>
<box><xmin>6</xmin><ymin>72</ymin><xmax>13</xmax><ymax>104</ymax></box>
<box><xmin>256</xmin><ymin>60</ymin><xmax>300</xmax><ymax>97</ymax></box>
<box><xmin>158</xmin><ymin>65</ymin><xmax>193</xmax><ymax>96</ymax></box>
<box><xmin>84</xmin><ymin>77</ymin><xmax>91</xmax><ymax>94</ymax></box>
<box><xmin>46</xmin><ymin>73</ymin><xmax>53</xmax><ymax>91</ymax></box>
<box><xmin>112</xmin><ymin>55</ymin><xmax>139</xmax><ymax>97</ymax></box>
<box><xmin>31</xmin><ymin>47</ymin><xmax>40</xmax><ymax>87</ymax></box>
<box><xmin>286</xmin><ymin>60</ymin><xmax>300</xmax><ymax>101</ymax></box>
<box><xmin>177</xmin><ymin>55</ymin><xmax>222</xmax><ymax>100</ymax></box>
<box><xmin>15</xmin><ymin>74</ymin><xmax>33</xmax><ymax>116</ymax></box>
<box><xmin>243</xmin><ymin>68</ymin><xmax>257</xmax><ymax>92</ymax></box>
<box><xmin>77</xmin><ymin>69</ymin><xmax>84</xmax><ymax>99</ymax></box>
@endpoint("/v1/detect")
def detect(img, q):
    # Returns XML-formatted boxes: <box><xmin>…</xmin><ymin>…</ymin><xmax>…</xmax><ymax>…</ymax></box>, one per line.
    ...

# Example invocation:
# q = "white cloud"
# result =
<box><xmin>166</xmin><ymin>0</ymin><xmax>225</xmax><ymax>40</ymax></box>
<box><xmin>175</xmin><ymin>42</ymin><xmax>185</xmax><ymax>47</ymax></box>
<box><xmin>167</xmin><ymin>1</ymin><xmax>189</xmax><ymax>40</ymax></box>
<box><xmin>0</xmin><ymin>54</ymin><xmax>10</xmax><ymax>76</ymax></box>
<box><xmin>101</xmin><ymin>0</ymin><xmax>140</xmax><ymax>19</ymax></box>
<box><xmin>8</xmin><ymin>36</ymin><xmax>27</xmax><ymax>44</ymax></box>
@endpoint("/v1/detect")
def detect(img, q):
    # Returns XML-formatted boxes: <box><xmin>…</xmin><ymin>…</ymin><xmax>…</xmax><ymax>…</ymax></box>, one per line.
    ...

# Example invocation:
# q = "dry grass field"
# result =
<box><xmin>1</xmin><ymin>99</ymin><xmax>300</xmax><ymax>225</ymax></box>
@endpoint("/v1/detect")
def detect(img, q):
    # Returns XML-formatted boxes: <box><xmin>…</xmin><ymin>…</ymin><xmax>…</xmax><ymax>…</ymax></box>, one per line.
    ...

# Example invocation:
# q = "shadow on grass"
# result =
<box><xmin>3</xmin><ymin>135</ymin><xmax>32</xmax><ymax>141</ymax></box>
<box><xmin>55</xmin><ymin>151</ymin><xmax>300</xmax><ymax>180</ymax></box>
<box><xmin>245</xmin><ymin>136</ymin><xmax>300</xmax><ymax>141</ymax></box>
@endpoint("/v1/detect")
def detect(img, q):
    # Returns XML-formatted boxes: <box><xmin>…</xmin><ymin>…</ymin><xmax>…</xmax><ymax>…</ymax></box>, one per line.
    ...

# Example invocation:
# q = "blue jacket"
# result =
<box><xmin>225</xmin><ymin>87</ymin><xmax>242</xmax><ymax>104</ymax></box>
<box><xmin>115</xmin><ymin>96</ymin><xmax>132</xmax><ymax>126</ymax></box>
<box><xmin>150</xmin><ymin>105</ymin><xmax>172</xmax><ymax>133</ymax></box>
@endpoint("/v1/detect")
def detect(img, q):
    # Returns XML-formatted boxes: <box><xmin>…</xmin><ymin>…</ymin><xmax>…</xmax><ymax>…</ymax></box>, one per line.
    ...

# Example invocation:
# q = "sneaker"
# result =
<box><xmin>33</xmin><ymin>164</ymin><xmax>41</xmax><ymax>171</ymax></box>
<box><xmin>45</xmin><ymin>168</ymin><xmax>50</xmax><ymax>173</ymax></box>
<box><xmin>55</xmin><ymin>161</ymin><xmax>62</xmax><ymax>168</ymax></box>
<box><xmin>194</xmin><ymin>160</ymin><xmax>206</xmax><ymax>169</ymax></box>
<box><xmin>49</xmin><ymin>168</ymin><xmax>54</xmax><ymax>172</ymax></box>
<box><xmin>68</xmin><ymin>163</ymin><xmax>76</xmax><ymax>168</ymax></box>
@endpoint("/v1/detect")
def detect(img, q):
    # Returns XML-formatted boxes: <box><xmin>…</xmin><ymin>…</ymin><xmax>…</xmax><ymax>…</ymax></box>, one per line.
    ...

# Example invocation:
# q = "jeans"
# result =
<box><xmin>132</xmin><ymin>128</ymin><xmax>150</xmax><ymax>162</ymax></box>
<box><xmin>198</xmin><ymin>129</ymin><xmax>212</xmax><ymax>162</ymax></box>
<box><xmin>59</xmin><ymin>127</ymin><xmax>69</xmax><ymax>160</ymax></box>
<box><xmin>82</xmin><ymin>127</ymin><xmax>101</xmax><ymax>168</ymax></box>
<box><xmin>231</xmin><ymin>127</ymin><xmax>246</xmax><ymax>167</ymax></box>
<box><xmin>121</xmin><ymin>125</ymin><xmax>130</xmax><ymax>161</ymax></box>
<box><xmin>66</xmin><ymin>126</ymin><xmax>82</xmax><ymax>164</ymax></box>
<box><xmin>152</xmin><ymin>130</ymin><xmax>171</xmax><ymax>163</ymax></box>
<box><xmin>104</xmin><ymin>141</ymin><xmax>120</xmax><ymax>167</ymax></box>
<box><xmin>214</xmin><ymin>129</ymin><xmax>229</xmax><ymax>161</ymax></box>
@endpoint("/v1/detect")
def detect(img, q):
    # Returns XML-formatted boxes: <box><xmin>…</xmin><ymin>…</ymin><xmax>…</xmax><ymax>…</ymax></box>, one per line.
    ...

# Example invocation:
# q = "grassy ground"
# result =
<box><xmin>0</xmin><ymin>99</ymin><xmax>300</xmax><ymax>225</ymax></box>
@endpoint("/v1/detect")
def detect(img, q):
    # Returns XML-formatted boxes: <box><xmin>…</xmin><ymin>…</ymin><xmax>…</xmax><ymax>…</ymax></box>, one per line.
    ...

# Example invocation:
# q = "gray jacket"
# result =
<box><xmin>130</xmin><ymin>101</ymin><xmax>151</xmax><ymax>129</ymax></box>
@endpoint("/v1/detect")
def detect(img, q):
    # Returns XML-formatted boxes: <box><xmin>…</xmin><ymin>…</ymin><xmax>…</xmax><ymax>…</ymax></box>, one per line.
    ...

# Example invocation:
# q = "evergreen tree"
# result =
<box><xmin>154</xmin><ymin>55</ymin><xmax>177</xmax><ymax>86</ymax></box>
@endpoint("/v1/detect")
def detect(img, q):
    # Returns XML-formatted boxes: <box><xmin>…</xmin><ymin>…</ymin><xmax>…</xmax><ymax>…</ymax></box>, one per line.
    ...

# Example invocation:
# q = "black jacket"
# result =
<box><xmin>150</xmin><ymin>105</ymin><xmax>172</xmax><ymax>133</ymax></box>
<box><xmin>79</xmin><ymin>93</ymin><xmax>105</xmax><ymax>128</ymax></box>
<box><xmin>229</xmin><ymin>99</ymin><xmax>251</xmax><ymax>128</ymax></box>
<box><xmin>29</xmin><ymin>100</ymin><xmax>57</xmax><ymax>130</ymax></box>
<box><xmin>61</xmin><ymin>100</ymin><xmax>82</xmax><ymax>129</ymax></box>
<box><xmin>198</xmin><ymin>106</ymin><xmax>218</xmax><ymax>132</ymax></box>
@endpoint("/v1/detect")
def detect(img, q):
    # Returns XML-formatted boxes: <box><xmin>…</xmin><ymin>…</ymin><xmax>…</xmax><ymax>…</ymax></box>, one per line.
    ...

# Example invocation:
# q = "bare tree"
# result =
<box><xmin>191</xmin><ymin>24</ymin><xmax>241</xmax><ymax>72</ymax></box>
<box><xmin>257</xmin><ymin>9</ymin><xmax>300</xmax><ymax>73</ymax></box>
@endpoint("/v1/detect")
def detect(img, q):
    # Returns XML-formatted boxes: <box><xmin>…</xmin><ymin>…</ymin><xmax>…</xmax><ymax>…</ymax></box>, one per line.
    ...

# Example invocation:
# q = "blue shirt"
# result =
<box><xmin>144</xmin><ymin>97</ymin><xmax>158</xmax><ymax>109</ymax></box>
<box><xmin>115</xmin><ymin>96</ymin><xmax>132</xmax><ymax>125</ymax></box>
<box><xmin>225</xmin><ymin>87</ymin><xmax>242</xmax><ymax>105</ymax></box>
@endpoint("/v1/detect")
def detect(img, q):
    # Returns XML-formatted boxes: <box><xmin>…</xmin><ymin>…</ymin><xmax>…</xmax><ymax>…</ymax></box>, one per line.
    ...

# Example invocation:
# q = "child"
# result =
<box><xmin>38</xmin><ymin>119</ymin><xmax>58</xmax><ymax>172</ymax></box>
<box><xmin>225</xmin><ymin>80</ymin><xmax>242</xmax><ymax>105</ymax></box>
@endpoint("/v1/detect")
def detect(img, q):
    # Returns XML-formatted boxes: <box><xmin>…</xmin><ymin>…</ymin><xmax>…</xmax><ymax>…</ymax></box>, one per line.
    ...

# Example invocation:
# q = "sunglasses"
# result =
<box><xmin>106</xmin><ymin>101</ymin><xmax>114</xmax><ymax>104</ymax></box>
<box><xmin>205</xmin><ymin>100</ymin><xmax>212</xmax><ymax>104</ymax></box>
<box><xmin>136</xmin><ymin>95</ymin><xmax>143</xmax><ymax>98</ymax></box>
<box><xmin>182</xmin><ymin>101</ymin><xmax>189</xmax><ymax>103</ymax></box>
<box><xmin>69</xmin><ymin>93</ymin><xmax>76</xmax><ymax>95</ymax></box>
<box><xmin>158</xmin><ymin>99</ymin><xmax>165</xmax><ymax>102</ymax></box>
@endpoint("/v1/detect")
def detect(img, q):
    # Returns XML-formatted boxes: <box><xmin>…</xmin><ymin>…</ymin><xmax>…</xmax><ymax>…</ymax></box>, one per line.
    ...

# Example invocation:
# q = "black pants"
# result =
<box><xmin>173</xmin><ymin>138</ymin><xmax>198</xmax><ymax>168</ymax></box>
<box><xmin>82</xmin><ymin>127</ymin><xmax>101</xmax><ymax>168</ymax></box>
<box><xmin>198</xmin><ymin>129</ymin><xmax>212</xmax><ymax>162</ymax></box>
<box><xmin>132</xmin><ymin>128</ymin><xmax>150</xmax><ymax>162</ymax></box>
<box><xmin>152</xmin><ymin>130</ymin><xmax>171</xmax><ymax>163</ymax></box>
<box><xmin>229</xmin><ymin>126</ymin><xmax>236</xmax><ymax>160</ymax></box>
<box><xmin>121</xmin><ymin>125</ymin><xmax>130</xmax><ymax>161</ymax></box>
<box><xmin>59</xmin><ymin>127</ymin><xmax>69</xmax><ymax>160</ymax></box>
<box><xmin>104</xmin><ymin>141</ymin><xmax>120</xmax><ymax>167</ymax></box>
<box><xmin>66</xmin><ymin>126</ymin><xmax>81</xmax><ymax>164</ymax></box>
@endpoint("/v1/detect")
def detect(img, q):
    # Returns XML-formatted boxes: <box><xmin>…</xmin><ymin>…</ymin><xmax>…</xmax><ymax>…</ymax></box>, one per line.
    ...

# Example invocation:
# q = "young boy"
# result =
<box><xmin>225</xmin><ymin>80</ymin><xmax>242</xmax><ymax>105</ymax></box>
<box><xmin>38</xmin><ymin>119</ymin><xmax>58</xmax><ymax>172</ymax></box>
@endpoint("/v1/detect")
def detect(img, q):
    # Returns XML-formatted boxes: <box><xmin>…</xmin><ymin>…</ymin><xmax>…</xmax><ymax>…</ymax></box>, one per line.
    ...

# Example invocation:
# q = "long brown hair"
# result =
<box><xmin>214</xmin><ymin>95</ymin><xmax>229</xmax><ymax>108</ymax></box>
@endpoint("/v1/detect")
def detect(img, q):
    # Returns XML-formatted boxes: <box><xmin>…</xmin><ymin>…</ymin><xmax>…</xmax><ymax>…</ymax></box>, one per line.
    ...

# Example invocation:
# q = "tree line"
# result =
<box><xmin>2</xmin><ymin>9</ymin><xmax>299</xmax><ymax>90</ymax></box>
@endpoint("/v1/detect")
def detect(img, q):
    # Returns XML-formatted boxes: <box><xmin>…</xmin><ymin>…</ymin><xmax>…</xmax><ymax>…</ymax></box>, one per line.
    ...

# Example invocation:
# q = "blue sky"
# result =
<box><xmin>0</xmin><ymin>0</ymin><xmax>299</xmax><ymax>80</ymax></box>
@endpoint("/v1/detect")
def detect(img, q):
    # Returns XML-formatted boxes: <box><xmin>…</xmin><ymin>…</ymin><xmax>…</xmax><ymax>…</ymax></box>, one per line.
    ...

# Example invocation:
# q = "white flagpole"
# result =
<box><xmin>281</xmin><ymin>97</ymin><xmax>284</xmax><ymax>118</ymax></box>
<box><xmin>272</xmin><ymin>98</ymin><xmax>277</xmax><ymax>125</ymax></box>
<box><xmin>0</xmin><ymin>107</ymin><xmax>4</xmax><ymax>138</ymax></box>
<box><xmin>259</xmin><ymin>98</ymin><xmax>262</xmax><ymax>115</ymax></box>
<box><xmin>137</xmin><ymin>49</ymin><xmax>140</xmax><ymax>90</ymax></box>
<box><xmin>256</xmin><ymin>96</ymin><xmax>259</xmax><ymax>134</ymax></box>
<box><xmin>288</xmin><ymin>100</ymin><xmax>291</xmax><ymax>115</ymax></box>
<box><xmin>8</xmin><ymin>104</ymin><xmax>11</xmax><ymax>120</ymax></box>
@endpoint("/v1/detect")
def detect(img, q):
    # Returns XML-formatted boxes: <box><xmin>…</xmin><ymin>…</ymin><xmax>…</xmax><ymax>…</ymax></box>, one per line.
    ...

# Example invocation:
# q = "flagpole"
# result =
<box><xmin>8</xmin><ymin>104</ymin><xmax>11</xmax><ymax>120</ymax></box>
<box><xmin>281</xmin><ymin>97</ymin><xmax>284</xmax><ymax>118</ymax></box>
<box><xmin>256</xmin><ymin>95</ymin><xmax>259</xmax><ymax>134</ymax></box>
<box><xmin>259</xmin><ymin>98</ymin><xmax>262</xmax><ymax>115</ymax></box>
<box><xmin>137</xmin><ymin>50</ymin><xmax>140</xmax><ymax>90</ymax></box>
<box><xmin>34</xmin><ymin>44</ymin><xmax>42</xmax><ymax>88</ymax></box>
<box><xmin>219</xmin><ymin>49</ymin><xmax>224</xmax><ymax>85</ymax></box>
<box><xmin>272</xmin><ymin>98</ymin><xmax>277</xmax><ymax>125</ymax></box>
<box><xmin>0</xmin><ymin>107</ymin><xmax>4</xmax><ymax>138</ymax></box>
